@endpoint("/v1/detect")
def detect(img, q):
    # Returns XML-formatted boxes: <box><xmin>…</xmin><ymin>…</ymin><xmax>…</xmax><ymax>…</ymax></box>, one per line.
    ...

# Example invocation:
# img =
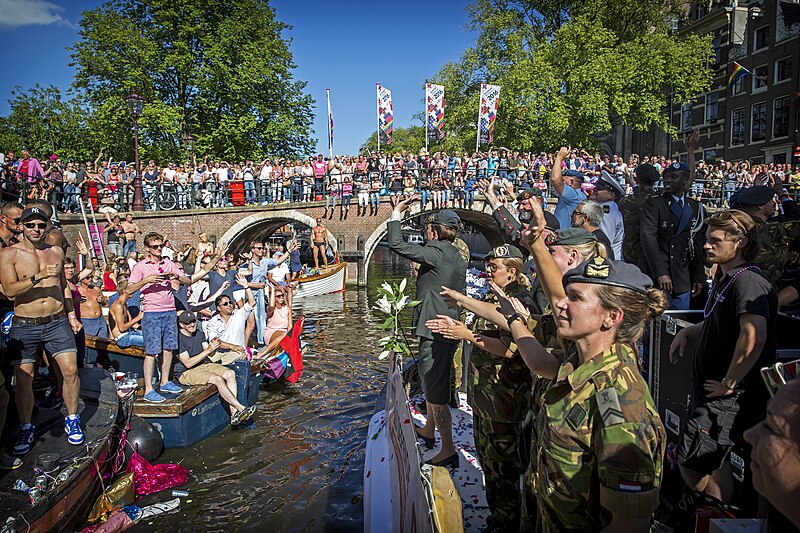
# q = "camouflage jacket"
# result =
<box><xmin>619</xmin><ymin>188</ymin><xmax>654</xmax><ymax>265</ymax></box>
<box><xmin>467</xmin><ymin>283</ymin><xmax>533</xmax><ymax>424</ymax></box>
<box><xmin>533</xmin><ymin>344</ymin><xmax>665</xmax><ymax>532</ymax></box>
<box><xmin>752</xmin><ymin>218</ymin><xmax>800</xmax><ymax>287</ymax></box>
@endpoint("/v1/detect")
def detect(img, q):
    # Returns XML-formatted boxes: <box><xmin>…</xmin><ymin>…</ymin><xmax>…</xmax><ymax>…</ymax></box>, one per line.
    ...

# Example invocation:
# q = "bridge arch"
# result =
<box><xmin>218</xmin><ymin>210</ymin><xmax>338</xmax><ymax>257</ymax></box>
<box><xmin>362</xmin><ymin>206</ymin><xmax>503</xmax><ymax>284</ymax></box>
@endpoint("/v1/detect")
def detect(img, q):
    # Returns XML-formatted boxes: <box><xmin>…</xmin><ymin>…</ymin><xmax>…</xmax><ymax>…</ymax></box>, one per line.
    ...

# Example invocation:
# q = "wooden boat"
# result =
<box><xmin>84</xmin><ymin>335</ymin><xmax>265</xmax><ymax>448</ymax></box>
<box><xmin>293</xmin><ymin>261</ymin><xmax>347</xmax><ymax>299</ymax></box>
<box><xmin>0</xmin><ymin>368</ymin><xmax>122</xmax><ymax>533</ymax></box>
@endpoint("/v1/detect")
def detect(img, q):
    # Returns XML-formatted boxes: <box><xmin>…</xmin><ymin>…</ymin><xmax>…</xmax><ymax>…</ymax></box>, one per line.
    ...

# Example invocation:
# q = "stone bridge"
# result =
<box><xmin>58</xmin><ymin>199</ymin><xmax>503</xmax><ymax>285</ymax></box>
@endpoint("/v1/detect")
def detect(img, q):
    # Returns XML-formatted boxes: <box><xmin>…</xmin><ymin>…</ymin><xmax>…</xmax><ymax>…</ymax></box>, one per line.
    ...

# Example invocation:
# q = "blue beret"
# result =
<box><xmin>563</xmin><ymin>169</ymin><xmax>585</xmax><ymax>181</ymax></box>
<box><xmin>563</xmin><ymin>257</ymin><xmax>653</xmax><ymax>295</ymax></box>
<box><xmin>729</xmin><ymin>185</ymin><xmax>775</xmax><ymax>208</ymax></box>
<box><xmin>663</xmin><ymin>161</ymin><xmax>690</xmax><ymax>174</ymax></box>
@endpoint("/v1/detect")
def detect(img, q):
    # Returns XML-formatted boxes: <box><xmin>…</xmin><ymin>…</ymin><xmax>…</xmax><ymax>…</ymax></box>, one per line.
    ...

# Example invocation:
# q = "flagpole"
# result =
<box><xmin>327</xmin><ymin>88</ymin><xmax>333</xmax><ymax>158</ymax></box>
<box><xmin>424</xmin><ymin>82</ymin><xmax>429</xmax><ymax>155</ymax></box>
<box><xmin>376</xmin><ymin>83</ymin><xmax>381</xmax><ymax>153</ymax></box>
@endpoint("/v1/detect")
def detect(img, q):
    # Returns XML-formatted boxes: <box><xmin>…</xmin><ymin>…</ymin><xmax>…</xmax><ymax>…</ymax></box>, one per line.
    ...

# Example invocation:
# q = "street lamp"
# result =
<box><xmin>123</xmin><ymin>88</ymin><xmax>145</xmax><ymax>211</ymax></box>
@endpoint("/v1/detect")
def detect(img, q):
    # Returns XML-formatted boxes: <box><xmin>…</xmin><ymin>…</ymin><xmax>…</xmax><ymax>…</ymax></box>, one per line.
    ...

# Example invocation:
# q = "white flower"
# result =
<box><xmin>381</xmin><ymin>282</ymin><xmax>393</xmax><ymax>295</ymax></box>
<box><xmin>399</xmin><ymin>278</ymin><xmax>407</xmax><ymax>292</ymax></box>
<box><xmin>374</xmin><ymin>296</ymin><xmax>391</xmax><ymax>314</ymax></box>
<box><xmin>396</xmin><ymin>295</ymin><xmax>408</xmax><ymax>311</ymax></box>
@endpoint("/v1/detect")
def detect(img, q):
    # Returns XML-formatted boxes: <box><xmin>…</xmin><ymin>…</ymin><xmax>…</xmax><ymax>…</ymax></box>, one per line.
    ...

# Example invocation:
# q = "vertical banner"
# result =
<box><xmin>377</xmin><ymin>83</ymin><xmax>394</xmax><ymax>145</ymax></box>
<box><xmin>425</xmin><ymin>83</ymin><xmax>445</xmax><ymax>142</ymax></box>
<box><xmin>327</xmin><ymin>88</ymin><xmax>334</xmax><ymax>157</ymax></box>
<box><xmin>477</xmin><ymin>83</ymin><xmax>501</xmax><ymax>147</ymax></box>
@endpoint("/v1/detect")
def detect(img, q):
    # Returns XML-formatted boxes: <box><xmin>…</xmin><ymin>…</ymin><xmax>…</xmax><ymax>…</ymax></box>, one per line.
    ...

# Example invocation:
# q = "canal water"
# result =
<box><xmin>131</xmin><ymin>246</ymin><xmax>415</xmax><ymax>532</ymax></box>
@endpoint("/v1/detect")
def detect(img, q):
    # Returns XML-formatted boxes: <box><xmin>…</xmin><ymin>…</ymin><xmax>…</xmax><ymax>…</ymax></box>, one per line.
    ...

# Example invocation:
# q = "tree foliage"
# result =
<box><xmin>427</xmin><ymin>0</ymin><xmax>712</xmax><ymax>152</ymax></box>
<box><xmin>359</xmin><ymin>125</ymin><xmax>428</xmax><ymax>155</ymax></box>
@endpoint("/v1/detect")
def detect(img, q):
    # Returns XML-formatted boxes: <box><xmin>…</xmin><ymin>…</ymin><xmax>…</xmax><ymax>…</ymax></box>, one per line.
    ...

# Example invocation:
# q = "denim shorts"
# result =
<box><xmin>141</xmin><ymin>311</ymin><xmax>178</xmax><ymax>355</ymax></box>
<box><xmin>8</xmin><ymin>316</ymin><xmax>77</xmax><ymax>365</ymax></box>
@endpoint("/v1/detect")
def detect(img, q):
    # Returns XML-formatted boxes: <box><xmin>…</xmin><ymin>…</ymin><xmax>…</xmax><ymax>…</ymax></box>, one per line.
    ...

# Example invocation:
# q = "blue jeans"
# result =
<box><xmin>465</xmin><ymin>188</ymin><xmax>475</xmax><ymax>206</ymax></box>
<box><xmin>668</xmin><ymin>291</ymin><xmax>691</xmax><ymax>311</ymax></box>
<box><xmin>244</xmin><ymin>181</ymin><xmax>256</xmax><ymax>204</ymax></box>
<box><xmin>369</xmin><ymin>192</ymin><xmax>380</xmax><ymax>207</ymax></box>
<box><xmin>123</xmin><ymin>240</ymin><xmax>136</xmax><ymax>258</ymax></box>
<box><xmin>81</xmin><ymin>316</ymin><xmax>108</xmax><ymax>365</ymax></box>
<box><xmin>116</xmin><ymin>330</ymin><xmax>145</xmax><ymax>348</ymax></box>
<box><xmin>420</xmin><ymin>189</ymin><xmax>430</xmax><ymax>207</ymax></box>
<box><xmin>283</xmin><ymin>186</ymin><xmax>292</xmax><ymax>202</ymax></box>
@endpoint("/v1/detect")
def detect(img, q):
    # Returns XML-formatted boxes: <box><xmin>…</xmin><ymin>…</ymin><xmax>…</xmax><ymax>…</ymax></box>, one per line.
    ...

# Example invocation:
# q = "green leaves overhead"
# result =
<box><xmin>425</xmin><ymin>0</ymin><xmax>712</xmax><ymax>151</ymax></box>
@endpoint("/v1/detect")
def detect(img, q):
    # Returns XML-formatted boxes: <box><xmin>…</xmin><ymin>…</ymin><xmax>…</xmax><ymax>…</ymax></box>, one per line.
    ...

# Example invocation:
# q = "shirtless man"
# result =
<box><xmin>121</xmin><ymin>213</ymin><xmax>142</xmax><ymax>258</ymax></box>
<box><xmin>311</xmin><ymin>218</ymin><xmax>328</xmax><ymax>269</ymax></box>
<box><xmin>25</xmin><ymin>199</ymin><xmax>69</xmax><ymax>252</ymax></box>
<box><xmin>0</xmin><ymin>201</ymin><xmax>22</xmax><ymax>248</ymax></box>
<box><xmin>108</xmin><ymin>280</ymin><xmax>144</xmax><ymax>348</ymax></box>
<box><xmin>0</xmin><ymin>207</ymin><xmax>84</xmax><ymax>455</ymax></box>
<box><xmin>0</xmin><ymin>202</ymin><xmax>22</xmax><ymax>468</ymax></box>
<box><xmin>78</xmin><ymin>275</ymin><xmax>108</xmax><ymax>366</ymax></box>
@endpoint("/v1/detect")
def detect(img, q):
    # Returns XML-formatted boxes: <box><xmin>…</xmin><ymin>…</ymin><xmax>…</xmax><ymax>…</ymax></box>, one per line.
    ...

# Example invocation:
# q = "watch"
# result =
<box><xmin>506</xmin><ymin>312</ymin><xmax>525</xmax><ymax>329</ymax></box>
<box><xmin>30</xmin><ymin>275</ymin><xmax>39</xmax><ymax>286</ymax></box>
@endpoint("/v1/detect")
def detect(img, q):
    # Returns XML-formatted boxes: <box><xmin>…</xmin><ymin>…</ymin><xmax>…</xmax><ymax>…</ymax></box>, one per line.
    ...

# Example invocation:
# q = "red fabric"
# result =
<box><xmin>280</xmin><ymin>316</ymin><xmax>304</xmax><ymax>383</ymax></box>
<box><xmin>126</xmin><ymin>450</ymin><xmax>189</xmax><ymax>497</ymax></box>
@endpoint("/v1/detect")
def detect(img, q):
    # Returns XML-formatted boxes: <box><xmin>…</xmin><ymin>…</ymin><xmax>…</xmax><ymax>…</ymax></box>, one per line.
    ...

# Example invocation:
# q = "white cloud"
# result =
<box><xmin>0</xmin><ymin>0</ymin><xmax>76</xmax><ymax>30</ymax></box>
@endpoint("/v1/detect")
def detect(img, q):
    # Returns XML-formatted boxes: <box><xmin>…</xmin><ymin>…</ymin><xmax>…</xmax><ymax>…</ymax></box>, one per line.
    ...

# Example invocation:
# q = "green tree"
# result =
<box><xmin>360</xmin><ymin>125</ymin><xmax>428</xmax><ymax>155</ymax></box>
<box><xmin>0</xmin><ymin>85</ymin><xmax>92</xmax><ymax>162</ymax></box>
<box><xmin>69</xmin><ymin>0</ymin><xmax>315</xmax><ymax>161</ymax></box>
<box><xmin>432</xmin><ymin>0</ymin><xmax>712</xmax><ymax>151</ymax></box>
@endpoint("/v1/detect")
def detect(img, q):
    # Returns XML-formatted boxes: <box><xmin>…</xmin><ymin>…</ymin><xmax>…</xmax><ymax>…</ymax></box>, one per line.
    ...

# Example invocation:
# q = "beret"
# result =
<box><xmin>516</xmin><ymin>187</ymin><xmax>543</xmax><ymax>201</ymax></box>
<box><xmin>545</xmin><ymin>227</ymin><xmax>597</xmax><ymax>247</ymax></box>
<box><xmin>486</xmin><ymin>244</ymin><xmax>524</xmax><ymax>260</ymax></box>
<box><xmin>663</xmin><ymin>161</ymin><xmax>690</xmax><ymax>174</ymax></box>
<box><xmin>563</xmin><ymin>256</ymin><xmax>653</xmax><ymax>295</ymax></box>
<box><xmin>431</xmin><ymin>211</ymin><xmax>460</xmax><ymax>229</ymax></box>
<box><xmin>729</xmin><ymin>185</ymin><xmax>775</xmax><ymax>208</ymax></box>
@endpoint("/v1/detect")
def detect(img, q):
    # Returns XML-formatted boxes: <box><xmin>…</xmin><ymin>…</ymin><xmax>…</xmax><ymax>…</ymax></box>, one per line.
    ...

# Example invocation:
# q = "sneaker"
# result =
<box><xmin>159</xmin><ymin>382</ymin><xmax>183</xmax><ymax>394</ymax></box>
<box><xmin>43</xmin><ymin>390</ymin><xmax>64</xmax><ymax>410</ymax></box>
<box><xmin>0</xmin><ymin>450</ymin><xmax>22</xmax><ymax>470</ymax></box>
<box><xmin>65</xmin><ymin>416</ymin><xmax>84</xmax><ymax>446</ymax></box>
<box><xmin>143</xmin><ymin>390</ymin><xmax>166</xmax><ymax>403</ymax></box>
<box><xmin>13</xmin><ymin>425</ymin><xmax>35</xmax><ymax>455</ymax></box>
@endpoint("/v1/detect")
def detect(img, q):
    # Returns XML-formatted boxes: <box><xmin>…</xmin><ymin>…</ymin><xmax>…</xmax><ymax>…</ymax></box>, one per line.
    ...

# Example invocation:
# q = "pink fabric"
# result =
<box><xmin>129</xmin><ymin>258</ymin><xmax>181</xmax><ymax>312</ymax></box>
<box><xmin>126</xmin><ymin>450</ymin><xmax>189</xmax><ymax>497</ymax></box>
<box><xmin>80</xmin><ymin>510</ymin><xmax>133</xmax><ymax>533</ymax></box>
<box><xmin>19</xmin><ymin>157</ymin><xmax>44</xmax><ymax>182</ymax></box>
<box><xmin>264</xmin><ymin>305</ymin><xmax>289</xmax><ymax>345</ymax></box>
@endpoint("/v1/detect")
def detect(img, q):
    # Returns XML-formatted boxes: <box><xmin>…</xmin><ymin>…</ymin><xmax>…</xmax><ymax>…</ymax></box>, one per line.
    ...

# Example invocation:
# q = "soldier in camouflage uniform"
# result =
<box><xmin>428</xmin><ymin>244</ymin><xmax>535</xmax><ymax>531</ymax></box>
<box><xmin>729</xmin><ymin>185</ymin><xmax>800</xmax><ymax>287</ymax></box>
<box><xmin>619</xmin><ymin>163</ymin><xmax>659</xmax><ymax>265</ymax></box>
<box><xmin>502</xmin><ymin>256</ymin><xmax>667</xmax><ymax>531</ymax></box>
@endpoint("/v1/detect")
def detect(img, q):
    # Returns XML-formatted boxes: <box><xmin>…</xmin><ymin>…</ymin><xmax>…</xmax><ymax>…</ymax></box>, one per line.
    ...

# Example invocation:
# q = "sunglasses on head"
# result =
<box><xmin>24</xmin><ymin>222</ymin><xmax>47</xmax><ymax>230</ymax></box>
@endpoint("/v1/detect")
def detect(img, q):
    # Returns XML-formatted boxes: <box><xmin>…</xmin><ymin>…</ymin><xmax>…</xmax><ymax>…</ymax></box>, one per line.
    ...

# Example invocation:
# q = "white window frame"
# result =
<box><xmin>774</xmin><ymin>56</ymin><xmax>792</xmax><ymax>85</ymax></box>
<box><xmin>751</xmin><ymin>102</ymin><xmax>767</xmax><ymax>144</ymax></box>
<box><xmin>681</xmin><ymin>102</ymin><xmax>693</xmax><ymax>132</ymax></box>
<box><xmin>753</xmin><ymin>26</ymin><xmax>769</xmax><ymax>52</ymax></box>
<box><xmin>773</xmin><ymin>96</ymin><xmax>791</xmax><ymax>139</ymax></box>
<box><xmin>730</xmin><ymin>107</ymin><xmax>746</xmax><ymax>147</ymax></box>
<box><xmin>705</xmin><ymin>91</ymin><xmax>719</xmax><ymax>123</ymax></box>
<box><xmin>752</xmin><ymin>64</ymin><xmax>769</xmax><ymax>94</ymax></box>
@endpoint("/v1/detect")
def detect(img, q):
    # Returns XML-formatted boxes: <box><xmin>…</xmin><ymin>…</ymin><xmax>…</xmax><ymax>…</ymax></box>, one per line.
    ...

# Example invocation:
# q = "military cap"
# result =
<box><xmin>635</xmin><ymin>163</ymin><xmax>660</xmax><ymax>183</ymax></box>
<box><xmin>545</xmin><ymin>227</ymin><xmax>597</xmax><ymax>247</ymax></box>
<box><xmin>20</xmin><ymin>207</ymin><xmax>48</xmax><ymax>223</ymax></box>
<box><xmin>595</xmin><ymin>170</ymin><xmax>626</xmax><ymax>197</ymax></box>
<box><xmin>486</xmin><ymin>244</ymin><xmax>524</xmax><ymax>260</ymax></box>
<box><xmin>439</xmin><ymin>209</ymin><xmax>461</xmax><ymax>224</ymax></box>
<box><xmin>563</xmin><ymin>169</ymin><xmax>585</xmax><ymax>181</ymax></box>
<box><xmin>563</xmin><ymin>256</ymin><xmax>653</xmax><ymax>295</ymax></box>
<box><xmin>516</xmin><ymin>186</ymin><xmax>543</xmax><ymax>201</ymax></box>
<box><xmin>543</xmin><ymin>210</ymin><xmax>560</xmax><ymax>232</ymax></box>
<box><xmin>430</xmin><ymin>210</ymin><xmax>460</xmax><ymax>229</ymax></box>
<box><xmin>662</xmin><ymin>161</ymin><xmax>690</xmax><ymax>174</ymax></box>
<box><xmin>729</xmin><ymin>185</ymin><xmax>775</xmax><ymax>208</ymax></box>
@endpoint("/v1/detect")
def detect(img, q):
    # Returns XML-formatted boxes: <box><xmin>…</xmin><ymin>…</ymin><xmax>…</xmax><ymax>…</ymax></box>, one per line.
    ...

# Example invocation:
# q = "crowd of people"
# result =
<box><xmin>2</xmin><ymin>143</ymin><xmax>799</xmax><ymax>220</ymax></box>
<box><xmin>384</xmin><ymin>141</ymin><xmax>800</xmax><ymax>532</ymax></box>
<box><xmin>0</xmin><ymin>198</ymin><xmax>313</xmax><ymax>469</ymax></box>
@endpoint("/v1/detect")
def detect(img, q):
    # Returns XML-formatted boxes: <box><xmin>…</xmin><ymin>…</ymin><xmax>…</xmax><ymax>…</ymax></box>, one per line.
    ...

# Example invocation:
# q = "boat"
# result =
<box><xmin>0</xmin><ymin>368</ymin><xmax>122</xmax><ymax>533</ymax></box>
<box><xmin>293</xmin><ymin>261</ymin><xmax>347</xmax><ymax>299</ymax></box>
<box><xmin>84</xmin><ymin>335</ymin><xmax>266</xmax><ymax>448</ymax></box>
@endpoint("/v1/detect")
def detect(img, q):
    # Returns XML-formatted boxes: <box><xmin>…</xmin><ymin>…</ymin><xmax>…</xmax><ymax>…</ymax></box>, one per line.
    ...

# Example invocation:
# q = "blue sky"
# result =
<box><xmin>0</xmin><ymin>0</ymin><xmax>477</xmax><ymax>155</ymax></box>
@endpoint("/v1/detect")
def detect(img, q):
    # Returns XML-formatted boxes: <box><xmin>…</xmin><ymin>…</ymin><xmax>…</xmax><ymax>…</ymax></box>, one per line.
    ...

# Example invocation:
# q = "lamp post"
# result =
<box><xmin>123</xmin><ymin>88</ymin><xmax>145</xmax><ymax>211</ymax></box>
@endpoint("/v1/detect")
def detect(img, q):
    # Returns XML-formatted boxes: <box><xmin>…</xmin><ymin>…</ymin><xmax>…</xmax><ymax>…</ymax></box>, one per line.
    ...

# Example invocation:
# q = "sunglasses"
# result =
<box><xmin>150</xmin><ymin>243</ymin><xmax>164</xmax><ymax>249</ymax></box>
<box><xmin>24</xmin><ymin>222</ymin><xmax>47</xmax><ymax>230</ymax></box>
<box><xmin>276</xmin><ymin>294</ymin><xmax>285</xmax><ymax>298</ymax></box>
<box><xmin>183</xmin><ymin>320</ymin><xmax>197</xmax><ymax>325</ymax></box>
<box><xmin>219</xmin><ymin>301</ymin><xmax>233</xmax><ymax>307</ymax></box>
<box><xmin>252</xmin><ymin>246</ymin><xmax>264</xmax><ymax>250</ymax></box>
<box><xmin>6</xmin><ymin>217</ymin><xmax>21</xmax><ymax>224</ymax></box>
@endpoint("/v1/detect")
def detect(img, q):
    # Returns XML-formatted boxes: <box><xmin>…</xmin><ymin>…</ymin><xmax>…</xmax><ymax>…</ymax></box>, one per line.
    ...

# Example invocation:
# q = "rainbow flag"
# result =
<box><xmin>728</xmin><ymin>62</ymin><xmax>750</xmax><ymax>91</ymax></box>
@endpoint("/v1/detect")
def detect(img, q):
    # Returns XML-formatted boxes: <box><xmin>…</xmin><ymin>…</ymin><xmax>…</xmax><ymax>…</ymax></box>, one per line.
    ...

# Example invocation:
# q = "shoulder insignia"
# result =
<box><xmin>566</xmin><ymin>404</ymin><xmax>587</xmax><ymax>430</ymax></box>
<box><xmin>596</xmin><ymin>387</ymin><xmax>625</xmax><ymax>426</ymax></box>
<box><xmin>584</xmin><ymin>256</ymin><xmax>609</xmax><ymax>278</ymax></box>
<box><xmin>603</xmin><ymin>205</ymin><xmax>610</xmax><ymax>214</ymax></box>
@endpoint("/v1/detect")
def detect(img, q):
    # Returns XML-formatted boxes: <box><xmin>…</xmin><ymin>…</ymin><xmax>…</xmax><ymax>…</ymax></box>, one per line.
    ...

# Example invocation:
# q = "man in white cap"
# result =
<box><xmin>591</xmin><ymin>169</ymin><xmax>626</xmax><ymax>260</ymax></box>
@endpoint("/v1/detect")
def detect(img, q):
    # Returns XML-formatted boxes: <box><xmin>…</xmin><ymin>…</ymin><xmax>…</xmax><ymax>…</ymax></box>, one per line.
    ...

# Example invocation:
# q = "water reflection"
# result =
<box><xmin>130</xmin><ymin>246</ymin><xmax>414</xmax><ymax>532</ymax></box>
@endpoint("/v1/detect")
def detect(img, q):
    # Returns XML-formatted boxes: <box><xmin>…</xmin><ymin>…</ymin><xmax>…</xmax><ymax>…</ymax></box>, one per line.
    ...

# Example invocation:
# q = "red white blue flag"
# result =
<box><xmin>478</xmin><ymin>83</ymin><xmax>500</xmax><ymax>145</ymax></box>
<box><xmin>377</xmin><ymin>83</ymin><xmax>393</xmax><ymax>144</ymax></box>
<box><xmin>426</xmin><ymin>83</ymin><xmax>445</xmax><ymax>141</ymax></box>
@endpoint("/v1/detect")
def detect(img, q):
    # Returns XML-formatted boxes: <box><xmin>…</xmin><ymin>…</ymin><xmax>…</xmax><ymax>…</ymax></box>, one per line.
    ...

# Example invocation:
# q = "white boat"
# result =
<box><xmin>293</xmin><ymin>262</ymin><xmax>347</xmax><ymax>299</ymax></box>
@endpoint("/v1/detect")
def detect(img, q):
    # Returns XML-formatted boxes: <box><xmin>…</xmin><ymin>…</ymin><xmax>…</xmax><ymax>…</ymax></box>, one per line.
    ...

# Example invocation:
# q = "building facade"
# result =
<box><xmin>622</xmin><ymin>0</ymin><xmax>800</xmax><ymax>166</ymax></box>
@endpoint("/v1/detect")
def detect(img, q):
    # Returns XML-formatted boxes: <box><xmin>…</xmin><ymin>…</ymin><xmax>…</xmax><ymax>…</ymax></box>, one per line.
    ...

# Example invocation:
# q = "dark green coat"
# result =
<box><xmin>386</xmin><ymin>220</ymin><xmax>466</xmax><ymax>340</ymax></box>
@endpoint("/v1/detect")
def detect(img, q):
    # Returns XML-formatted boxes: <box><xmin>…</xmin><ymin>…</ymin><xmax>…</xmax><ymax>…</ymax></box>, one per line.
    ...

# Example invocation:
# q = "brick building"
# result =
<box><xmin>620</xmin><ymin>0</ymin><xmax>800</xmax><ymax>166</ymax></box>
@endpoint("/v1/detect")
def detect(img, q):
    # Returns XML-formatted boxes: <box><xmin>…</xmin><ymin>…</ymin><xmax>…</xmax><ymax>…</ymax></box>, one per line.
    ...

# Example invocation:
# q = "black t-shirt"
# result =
<box><xmin>107</xmin><ymin>226</ymin><xmax>121</xmax><ymax>244</ymax></box>
<box><xmin>693</xmin><ymin>265</ymin><xmax>777</xmax><ymax>400</ymax></box>
<box><xmin>175</xmin><ymin>329</ymin><xmax>207</xmax><ymax>375</ymax></box>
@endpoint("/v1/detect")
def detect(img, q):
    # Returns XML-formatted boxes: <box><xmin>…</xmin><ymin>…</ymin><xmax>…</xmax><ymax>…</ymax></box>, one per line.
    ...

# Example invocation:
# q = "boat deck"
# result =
<box><xmin>0</xmin><ymin>368</ymin><xmax>121</xmax><ymax>532</ymax></box>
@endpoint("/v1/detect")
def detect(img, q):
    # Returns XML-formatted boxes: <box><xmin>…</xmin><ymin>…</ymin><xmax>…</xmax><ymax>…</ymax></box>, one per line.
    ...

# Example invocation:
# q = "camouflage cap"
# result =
<box><xmin>729</xmin><ymin>185</ymin><xmax>775</xmax><ymax>208</ymax></box>
<box><xmin>563</xmin><ymin>256</ymin><xmax>653</xmax><ymax>295</ymax></box>
<box><xmin>545</xmin><ymin>227</ymin><xmax>597</xmax><ymax>247</ymax></box>
<box><xmin>486</xmin><ymin>244</ymin><xmax>524</xmax><ymax>260</ymax></box>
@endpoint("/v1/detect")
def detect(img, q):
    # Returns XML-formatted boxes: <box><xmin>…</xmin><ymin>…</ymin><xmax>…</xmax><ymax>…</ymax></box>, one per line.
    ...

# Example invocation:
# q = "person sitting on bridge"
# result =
<box><xmin>203</xmin><ymin>274</ymin><xmax>255</xmax><ymax>364</ymax></box>
<box><xmin>108</xmin><ymin>280</ymin><xmax>144</xmax><ymax>348</ymax></box>
<box><xmin>175</xmin><ymin>310</ymin><xmax>256</xmax><ymax>427</ymax></box>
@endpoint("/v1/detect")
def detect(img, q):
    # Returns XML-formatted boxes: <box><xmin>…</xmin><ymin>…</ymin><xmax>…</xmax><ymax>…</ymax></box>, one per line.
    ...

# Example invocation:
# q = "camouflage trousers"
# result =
<box><xmin>474</xmin><ymin>414</ymin><xmax>523</xmax><ymax>531</ymax></box>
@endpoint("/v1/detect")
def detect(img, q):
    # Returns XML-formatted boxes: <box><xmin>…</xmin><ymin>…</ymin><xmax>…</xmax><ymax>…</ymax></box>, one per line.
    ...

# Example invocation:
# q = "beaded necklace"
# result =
<box><xmin>703</xmin><ymin>264</ymin><xmax>761</xmax><ymax>318</ymax></box>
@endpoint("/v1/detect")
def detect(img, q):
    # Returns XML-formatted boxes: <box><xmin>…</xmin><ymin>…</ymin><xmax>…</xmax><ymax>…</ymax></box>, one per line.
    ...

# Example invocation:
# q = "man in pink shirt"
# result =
<box><xmin>127</xmin><ymin>231</ymin><xmax>227</xmax><ymax>403</ymax></box>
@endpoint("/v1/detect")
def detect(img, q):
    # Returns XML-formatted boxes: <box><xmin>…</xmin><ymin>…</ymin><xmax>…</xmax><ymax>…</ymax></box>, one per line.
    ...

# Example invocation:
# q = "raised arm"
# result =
<box><xmin>551</xmin><ymin>146</ymin><xmax>570</xmax><ymax>196</ymax></box>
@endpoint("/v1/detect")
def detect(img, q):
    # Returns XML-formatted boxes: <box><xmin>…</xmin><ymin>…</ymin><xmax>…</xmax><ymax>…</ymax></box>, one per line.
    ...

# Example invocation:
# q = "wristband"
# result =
<box><xmin>506</xmin><ymin>312</ymin><xmax>525</xmax><ymax>329</ymax></box>
<box><xmin>68</xmin><ymin>313</ymin><xmax>77</xmax><ymax>319</ymax></box>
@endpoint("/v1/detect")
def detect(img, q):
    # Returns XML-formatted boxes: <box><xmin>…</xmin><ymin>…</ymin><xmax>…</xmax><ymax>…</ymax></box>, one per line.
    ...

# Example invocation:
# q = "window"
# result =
<box><xmin>774</xmin><ymin>96</ymin><xmax>790</xmax><ymax>138</ymax></box>
<box><xmin>731</xmin><ymin>108</ymin><xmax>746</xmax><ymax>146</ymax></box>
<box><xmin>750</xmin><ymin>156</ymin><xmax>765</xmax><ymax>165</ymax></box>
<box><xmin>753</xmin><ymin>65</ymin><xmax>768</xmax><ymax>92</ymax></box>
<box><xmin>775</xmin><ymin>57</ymin><xmax>792</xmax><ymax>83</ymax></box>
<box><xmin>681</xmin><ymin>102</ymin><xmax>693</xmax><ymax>131</ymax></box>
<box><xmin>732</xmin><ymin>76</ymin><xmax>744</xmax><ymax>95</ymax></box>
<box><xmin>773</xmin><ymin>154</ymin><xmax>787</xmax><ymax>164</ymax></box>
<box><xmin>711</xmin><ymin>36</ymin><xmax>722</xmax><ymax>66</ymax></box>
<box><xmin>704</xmin><ymin>149</ymin><xmax>717</xmax><ymax>162</ymax></box>
<box><xmin>754</xmin><ymin>26</ymin><xmax>769</xmax><ymax>51</ymax></box>
<box><xmin>751</xmin><ymin>102</ymin><xmax>767</xmax><ymax>143</ymax></box>
<box><xmin>706</xmin><ymin>91</ymin><xmax>719</xmax><ymax>122</ymax></box>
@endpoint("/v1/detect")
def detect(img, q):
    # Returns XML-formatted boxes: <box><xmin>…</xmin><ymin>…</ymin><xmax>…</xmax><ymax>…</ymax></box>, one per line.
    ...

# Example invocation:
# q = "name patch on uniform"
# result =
<box><xmin>596</xmin><ymin>387</ymin><xmax>625</xmax><ymax>426</ymax></box>
<box><xmin>619</xmin><ymin>480</ymin><xmax>642</xmax><ymax>493</ymax></box>
<box><xmin>566</xmin><ymin>404</ymin><xmax>587</xmax><ymax>430</ymax></box>
<box><xmin>603</xmin><ymin>205</ymin><xmax>610</xmax><ymax>214</ymax></box>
